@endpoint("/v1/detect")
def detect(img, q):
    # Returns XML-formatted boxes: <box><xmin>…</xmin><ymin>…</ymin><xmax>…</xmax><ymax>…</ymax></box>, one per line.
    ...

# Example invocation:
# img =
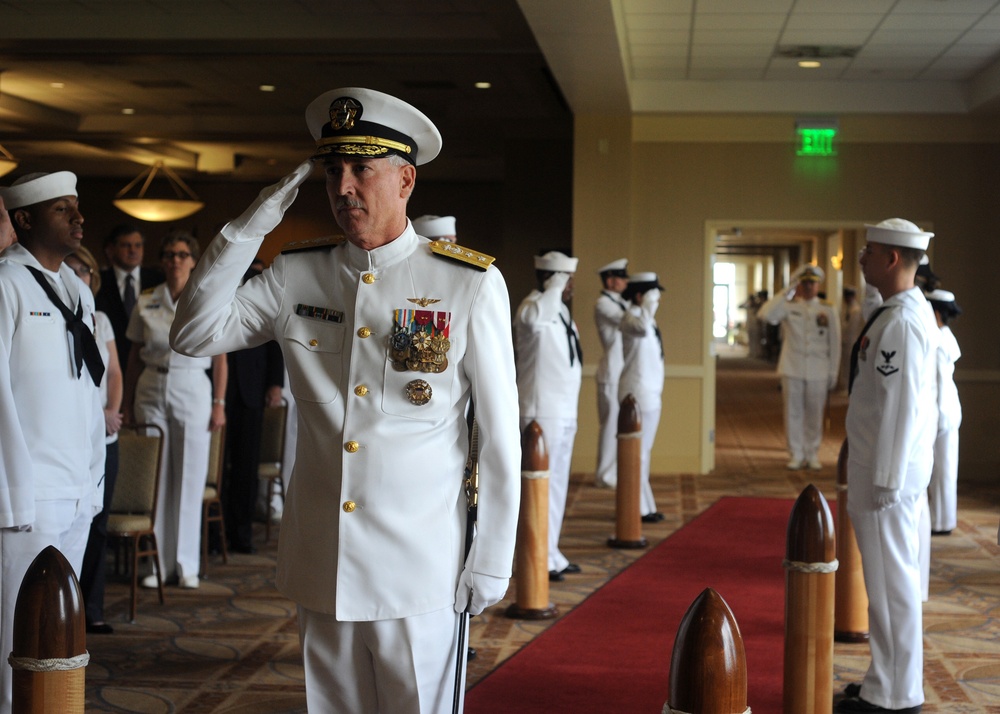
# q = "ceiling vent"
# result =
<box><xmin>774</xmin><ymin>45</ymin><xmax>860</xmax><ymax>59</ymax></box>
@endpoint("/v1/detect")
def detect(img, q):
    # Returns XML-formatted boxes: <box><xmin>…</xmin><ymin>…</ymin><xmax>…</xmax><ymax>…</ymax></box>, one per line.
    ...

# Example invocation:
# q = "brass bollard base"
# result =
<box><xmin>835</xmin><ymin>630</ymin><xmax>870</xmax><ymax>644</ymax></box>
<box><xmin>505</xmin><ymin>603</ymin><xmax>559</xmax><ymax>620</ymax></box>
<box><xmin>607</xmin><ymin>536</ymin><xmax>648</xmax><ymax>549</ymax></box>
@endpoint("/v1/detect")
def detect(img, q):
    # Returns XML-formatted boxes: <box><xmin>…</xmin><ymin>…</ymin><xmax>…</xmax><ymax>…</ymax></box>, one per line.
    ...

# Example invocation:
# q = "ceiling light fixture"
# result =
<box><xmin>0</xmin><ymin>143</ymin><xmax>18</xmax><ymax>178</ymax></box>
<box><xmin>474</xmin><ymin>82</ymin><xmax>491</xmax><ymax>89</ymax></box>
<box><xmin>259</xmin><ymin>84</ymin><xmax>276</xmax><ymax>92</ymax></box>
<box><xmin>113</xmin><ymin>161</ymin><xmax>205</xmax><ymax>222</ymax></box>
<box><xmin>798</xmin><ymin>60</ymin><xmax>821</xmax><ymax>69</ymax></box>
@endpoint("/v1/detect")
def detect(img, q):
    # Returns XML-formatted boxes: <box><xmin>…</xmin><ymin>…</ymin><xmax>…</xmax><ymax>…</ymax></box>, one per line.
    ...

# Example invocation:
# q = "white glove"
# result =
<box><xmin>873</xmin><ymin>486</ymin><xmax>900</xmax><ymax>512</ymax></box>
<box><xmin>543</xmin><ymin>271</ymin><xmax>570</xmax><ymax>293</ymax></box>
<box><xmin>642</xmin><ymin>288</ymin><xmax>660</xmax><ymax>316</ymax></box>
<box><xmin>221</xmin><ymin>160</ymin><xmax>314</xmax><ymax>243</ymax></box>
<box><xmin>455</xmin><ymin>569</ymin><xmax>509</xmax><ymax>616</ymax></box>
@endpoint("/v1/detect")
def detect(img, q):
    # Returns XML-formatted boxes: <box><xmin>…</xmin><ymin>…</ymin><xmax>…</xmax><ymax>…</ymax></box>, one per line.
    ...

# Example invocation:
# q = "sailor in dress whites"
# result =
<box><xmin>514</xmin><ymin>251</ymin><xmax>583</xmax><ymax>581</ymax></box>
<box><xmin>925</xmin><ymin>289</ymin><xmax>962</xmax><ymax>535</ymax></box>
<box><xmin>412</xmin><ymin>214</ymin><xmax>457</xmax><ymax>243</ymax></box>
<box><xmin>839</xmin><ymin>218</ymin><xmax>939</xmax><ymax>714</ymax></box>
<box><xmin>619</xmin><ymin>272</ymin><xmax>665</xmax><ymax>522</ymax></box>
<box><xmin>0</xmin><ymin>172</ymin><xmax>105</xmax><ymax>712</ymax></box>
<box><xmin>170</xmin><ymin>87</ymin><xmax>520</xmax><ymax>713</ymax></box>
<box><xmin>758</xmin><ymin>264</ymin><xmax>841</xmax><ymax>470</ymax></box>
<box><xmin>593</xmin><ymin>258</ymin><xmax>629</xmax><ymax>489</ymax></box>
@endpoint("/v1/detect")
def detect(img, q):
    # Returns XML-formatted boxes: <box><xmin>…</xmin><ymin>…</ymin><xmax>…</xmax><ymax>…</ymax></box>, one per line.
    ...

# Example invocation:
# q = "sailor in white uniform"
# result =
<box><xmin>412</xmin><ymin>214</ymin><xmax>457</xmax><ymax>244</ymax></box>
<box><xmin>925</xmin><ymin>289</ymin><xmax>962</xmax><ymax>535</ymax></box>
<box><xmin>0</xmin><ymin>172</ymin><xmax>105</xmax><ymax>712</ymax></box>
<box><xmin>514</xmin><ymin>251</ymin><xmax>582</xmax><ymax>581</ymax></box>
<box><xmin>170</xmin><ymin>87</ymin><xmax>520</xmax><ymax>714</ymax></box>
<box><xmin>618</xmin><ymin>272</ymin><xmax>665</xmax><ymax>522</ymax></box>
<box><xmin>758</xmin><ymin>264</ymin><xmax>841</xmax><ymax>470</ymax></box>
<box><xmin>593</xmin><ymin>258</ymin><xmax>629</xmax><ymax>489</ymax></box>
<box><xmin>839</xmin><ymin>218</ymin><xmax>939</xmax><ymax>714</ymax></box>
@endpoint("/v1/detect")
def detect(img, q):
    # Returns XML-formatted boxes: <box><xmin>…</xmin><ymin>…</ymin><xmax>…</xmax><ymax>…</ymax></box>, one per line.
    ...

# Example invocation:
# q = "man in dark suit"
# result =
<box><xmin>95</xmin><ymin>224</ymin><xmax>163</xmax><ymax>369</ymax></box>
<box><xmin>222</xmin><ymin>263</ymin><xmax>285</xmax><ymax>553</ymax></box>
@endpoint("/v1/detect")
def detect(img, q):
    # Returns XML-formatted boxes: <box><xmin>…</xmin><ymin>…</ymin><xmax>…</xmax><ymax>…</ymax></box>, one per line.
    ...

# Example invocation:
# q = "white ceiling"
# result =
<box><xmin>2</xmin><ymin>0</ymin><xmax>1000</xmax><ymax>183</ymax></box>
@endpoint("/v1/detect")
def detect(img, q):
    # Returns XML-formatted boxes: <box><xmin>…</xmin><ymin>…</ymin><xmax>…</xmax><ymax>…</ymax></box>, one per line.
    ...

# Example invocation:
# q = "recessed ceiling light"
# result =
<box><xmin>50</xmin><ymin>82</ymin><xmax>65</xmax><ymax>89</ymax></box>
<box><xmin>798</xmin><ymin>60</ymin><xmax>821</xmax><ymax>69</ymax></box>
<box><xmin>122</xmin><ymin>108</ymin><xmax>135</xmax><ymax>115</ymax></box>
<box><xmin>259</xmin><ymin>84</ymin><xmax>276</xmax><ymax>92</ymax></box>
<box><xmin>474</xmin><ymin>82</ymin><xmax>491</xmax><ymax>89</ymax></box>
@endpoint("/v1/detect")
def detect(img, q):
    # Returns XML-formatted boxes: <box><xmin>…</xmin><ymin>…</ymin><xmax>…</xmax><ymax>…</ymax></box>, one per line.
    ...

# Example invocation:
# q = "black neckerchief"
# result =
<box><xmin>849</xmin><ymin>306</ymin><xmax>889</xmax><ymax>394</ymax></box>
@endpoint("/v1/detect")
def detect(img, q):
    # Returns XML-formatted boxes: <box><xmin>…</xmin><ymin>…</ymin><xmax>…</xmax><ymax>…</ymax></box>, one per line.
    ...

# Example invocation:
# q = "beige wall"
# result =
<box><xmin>572</xmin><ymin>113</ymin><xmax>1000</xmax><ymax>484</ymax></box>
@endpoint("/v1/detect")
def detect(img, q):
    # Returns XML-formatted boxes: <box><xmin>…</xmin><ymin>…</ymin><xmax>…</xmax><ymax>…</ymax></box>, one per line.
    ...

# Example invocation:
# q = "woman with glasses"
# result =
<box><xmin>65</xmin><ymin>245</ymin><xmax>123</xmax><ymax>633</ymax></box>
<box><xmin>122</xmin><ymin>231</ymin><xmax>227</xmax><ymax>589</ymax></box>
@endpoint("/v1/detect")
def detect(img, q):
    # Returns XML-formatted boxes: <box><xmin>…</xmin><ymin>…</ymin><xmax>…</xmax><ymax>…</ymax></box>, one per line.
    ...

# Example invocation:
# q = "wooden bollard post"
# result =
<box><xmin>664</xmin><ymin>587</ymin><xmax>748</xmax><ymax>714</ymax></box>
<box><xmin>608</xmin><ymin>394</ymin><xmax>647</xmax><ymax>549</ymax></box>
<box><xmin>506</xmin><ymin>421</ymin><xmax>558</xmax><ymax>619</ymax></box>
<box><xmin>834</xmin><ymin>439</ymin><xmax>869</xmax><ymax>643</ymax></box>
<box><xmin>783</xmin><ymin>484</ymin><xmax>836</xmax><ymax>714</ymax></box>
<box><xmin>10</xmin><ymin>546</ymin><xmax>87</xmax><ymax>714</ymax></box>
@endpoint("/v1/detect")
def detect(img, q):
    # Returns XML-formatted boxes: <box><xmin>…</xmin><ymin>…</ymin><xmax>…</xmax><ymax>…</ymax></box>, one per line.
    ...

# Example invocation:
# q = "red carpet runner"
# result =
<box><xmin>467</xmin><ymin>496</ymin><xmax>793</xmax><ymax>713</ymax></box>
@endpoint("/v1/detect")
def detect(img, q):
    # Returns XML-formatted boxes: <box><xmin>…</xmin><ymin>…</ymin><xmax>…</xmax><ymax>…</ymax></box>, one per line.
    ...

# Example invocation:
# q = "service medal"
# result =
<box><xmin>405</xmin><ymin>379</ymin><xmax>433</xmax><ymax>406</ymax></box>
<box><xmin>391</xmin><ymin>305</ymin><xmax>452</xmax><ymax>373</ymax></box>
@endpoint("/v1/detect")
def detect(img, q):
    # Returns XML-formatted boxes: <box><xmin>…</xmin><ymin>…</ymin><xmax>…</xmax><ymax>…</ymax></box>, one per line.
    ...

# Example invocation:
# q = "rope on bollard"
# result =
<box><xmin>520</xmin><ymin>470</ymin><xmax>550</xmax><ymax>480</ymax></box>
<box><xmin>782</xmin><ymin>558</ymin><xmax>839</xmax><ymax>574</ymax></box>
<box><xmin>662</xmin><ymin>705</ymin><xmax>752</xmax><ymax>714</ymax></box>
<box><xmin>8</xmin><ymin>652</ymin><xmax>90</xmax><ymax>672</ymax></box>
<box><xmin>616</xmin><ymin>431</ymin><xmax>642</xmax><ymax>440</ymax></box>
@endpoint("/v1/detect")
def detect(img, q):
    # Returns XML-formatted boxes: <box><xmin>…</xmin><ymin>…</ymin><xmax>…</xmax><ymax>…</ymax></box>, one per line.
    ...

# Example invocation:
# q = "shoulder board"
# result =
<box><xmin>281</xmin><ymin>235</ymin><xmax>345</xmax><ymax>254</ymax></box>
<box><xmin>429</xmin><ymin>240</ymin><xmax>495</xmax><ymax>271</ymax></box>
<box><xmin>141</xmin><ymin>287</ymin><xmax>156</xmax><ymax>295</ymax></box>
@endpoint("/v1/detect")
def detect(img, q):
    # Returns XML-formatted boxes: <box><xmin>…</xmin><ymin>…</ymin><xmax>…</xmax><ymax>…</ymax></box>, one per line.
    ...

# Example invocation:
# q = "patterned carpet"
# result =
<box><xmin>81</xmin><ymin>351</ymin><xmax>1000</xmax><ymax>713</ymax></box>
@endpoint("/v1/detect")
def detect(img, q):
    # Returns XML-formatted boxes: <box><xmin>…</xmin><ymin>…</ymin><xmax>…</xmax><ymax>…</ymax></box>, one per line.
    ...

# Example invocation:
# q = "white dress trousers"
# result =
<box><xmin>128</xmin><ymin>284</ymin><xmax>213</xmax><ymax>581</ymax></box>
<box><xmin>929</xmin><ymin>325</ymin><xmax>961</xmax><ymax>532</ymax></box>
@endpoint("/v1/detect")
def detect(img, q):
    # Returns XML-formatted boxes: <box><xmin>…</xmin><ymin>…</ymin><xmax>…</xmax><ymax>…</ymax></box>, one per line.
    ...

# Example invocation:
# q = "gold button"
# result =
<box><xmin>309</xmin><ymin>338</ymin><xmax>318</xmax><ymax>347</ymax></box>
<box><xmin>343</xmin><ymin>501</ymin><xmax>356</xmax><ymax>513</ymax></box>
<box><xmin>357</xmin><ymin>327</ymin><xmax>371</xmax><ymax>338</ymax></box>
<box><xmin>344</xmin><ymin>441</ymin><xmax>359</xmax><ymax>453</ymax></box>
<box><xmin>354</xmin><ymin>385</ymin><xmax>369</xmax><ymax>397</ymax></box>
<box><xmin>362</xmin><ymin>273</ymin><xmax>375</xmax><ymax>284</ymax></box>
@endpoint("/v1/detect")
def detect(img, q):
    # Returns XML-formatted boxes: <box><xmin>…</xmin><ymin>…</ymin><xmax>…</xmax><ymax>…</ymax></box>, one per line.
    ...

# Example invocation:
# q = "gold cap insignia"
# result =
<box><xmin>330</xmin><ymin>98</ymin><xmax>362</xmax><ymax>131</ymax></box>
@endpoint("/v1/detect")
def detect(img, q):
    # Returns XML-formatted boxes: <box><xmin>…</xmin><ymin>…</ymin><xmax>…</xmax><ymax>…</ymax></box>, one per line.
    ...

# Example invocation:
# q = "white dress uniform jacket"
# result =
<box><xmin>515</xmin><ymin>288</ymin><xmax>582</xmax><ymax>420</ymax></box>
<box><xmin>170</xmin><ymin>225</ymin><xmax>520</xmax><ymax>620</ymax></box>
<box><xmin>758</xmin><ymin>293</ymin><xmax>841</xmax><ymax>385</ymax></box>
<box><xmin>846</xmin><ymin>285</ymin><xmax>939</xmax><ymax>711</ymax></box>
<box><xmin>594</xmin><ymin>290</ymin><xmax>628</xmax><ymax>487</ymax></box>
<box><xmin>930</xmin><ymin>325</ymin><xmax>961</xmax><ymax>532</ymax></box>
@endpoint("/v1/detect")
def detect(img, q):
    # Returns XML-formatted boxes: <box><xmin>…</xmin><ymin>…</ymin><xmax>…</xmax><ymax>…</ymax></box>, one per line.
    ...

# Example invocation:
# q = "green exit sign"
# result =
<box><xmin>797</xmin><ymin>127</ymin><xmax>837</xmax><ymax>157</ymax></box>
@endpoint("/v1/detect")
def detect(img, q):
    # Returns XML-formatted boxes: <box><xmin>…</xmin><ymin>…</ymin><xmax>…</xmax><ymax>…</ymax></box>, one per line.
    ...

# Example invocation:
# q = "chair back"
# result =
<box><xmin>205</xmin><ymin>425</ymin><xmax>226</xmax><ymax>493</ymax></box>
<box><xmin>112</xmin><ymin>423</ymin><xmax>165</xmax><ymax>520</ymax></box>
<box><xmin>259</xmin><ymin>401</ymin><xmax>287</xmax><ymax>465</ymax></box>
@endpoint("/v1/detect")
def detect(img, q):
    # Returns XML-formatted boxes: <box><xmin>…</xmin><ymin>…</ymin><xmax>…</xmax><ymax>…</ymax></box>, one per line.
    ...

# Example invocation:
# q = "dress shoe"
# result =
<box><xmin>466</xmin><ymin>647</ymin><xmax>477</xmax><ymax>661</ymax></box>
<box><xmin>180</xmin><ymin>575</ymin><xmax>200</xmax><ymax>589</ymax></box>
<box><xmin>141</xmin><ymin>574</ymin><xmax>162</xmax><ymax>589</ymax></box>
<box><xmin>807</xmin><ymin>457</ymin><xmax>822</xmax><ymax>470</ymax></box>
<box><xmin>786</xmin><ymin>458</ymin><xmax>805</xmax><ymax>470</ymax></box>
<box><xmin>86</xmin><ymin>621</ymin><xmax>114</xmax><ymax>635</ymax></box>
<box><xmin>835</xmin><ymin>696</ymin><xmax>921</xmax><ymax>713</ymax></box>
<box><xmin>641</xmin><ymin>512</ymin><xmax>665</xmax><ymax>523</ymax></box>
<box><xmin>561</xmin><ymin>563</ymin><xmax>581</xmax><ymax>574</ymax></box>
<box><xmin>548</xmin><ymin>570</ymin><xmax>565</xmax><ymax>582</ymax></box>
<box><xmin>844</xmin><ymin>683</ymin><xmax>862</xmax><ymax>698</ymax></box>
<box><xmin>931</xmin><ymin>529</ymin><xmax>952</xmax><ymax>536</ymax></box>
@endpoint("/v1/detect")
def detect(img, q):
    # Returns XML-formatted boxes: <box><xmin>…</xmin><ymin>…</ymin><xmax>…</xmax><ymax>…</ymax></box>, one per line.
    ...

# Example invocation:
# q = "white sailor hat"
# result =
<box><xmin>534</xmin><ymin>251</ymin><xmax>578</xmax><ymax>273</ymax></box>
<box><xmin>597</xmin><ymin>258</ymin><xmax>628</xmax><ymax>277</ymax></box>
<box><xmin>412</xmin><ymin>215</ymin><xmax>456</xmax><ymax>238</ymax></box>
<box><xmin>628</xmin><ymin>271</ymin><xmax>664</xmax><ymax>290</ymax></box>
<box><xmin>925</xmin><ymin>289</ymin><xmax>955</xmax><ymax>303</ymax></box>
<box><xmin>0</xmin><ymin>171</ymin><xmax>78</xmax><ymax>210</ymax></box>
<box><xmin>306</xmin><ymin>87</ymin><xmax>442</xmax><ymax>166</ymax></box>
<box><xmin>864</xmin><ymin>218</ymin><xmax>934</xmax><ymax>250</ymax></box>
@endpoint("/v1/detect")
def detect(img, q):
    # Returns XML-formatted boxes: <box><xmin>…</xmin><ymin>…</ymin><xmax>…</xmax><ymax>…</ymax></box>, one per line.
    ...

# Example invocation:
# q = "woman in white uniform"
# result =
<box><xmin>926</xmin><ymin>289</ymin><xmax>962</xmax><ymax>535</ymax></box>
<box><xmin>618</xmin><ymin>272</ymin><xmax>665</xmax><ymax>523</ymax></box>
<box><xmin>65</xmin><ymin>246</ymin><xmax>123</xmax><ymax>633</ymax></box>
<box><xmin>123</xmin><ymin>232</ymin><xmax>227</xmax><ymax>589</ymax></box>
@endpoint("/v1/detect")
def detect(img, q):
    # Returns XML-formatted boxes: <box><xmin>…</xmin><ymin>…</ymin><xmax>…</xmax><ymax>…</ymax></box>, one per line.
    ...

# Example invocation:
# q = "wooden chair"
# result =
<box><xmin>108</xmin><ymin>423</ymin><xmax>165</xmax><ymax>623</ymax></box>
<box><xmin>258</xmin><ymin>401</ymin><xmax>288</xmax><ymax>542</ymax></box>
<box><xmin>201</xmin><ymin>425</ymin><xmax>228</xmax><ymax>577</ymax></box>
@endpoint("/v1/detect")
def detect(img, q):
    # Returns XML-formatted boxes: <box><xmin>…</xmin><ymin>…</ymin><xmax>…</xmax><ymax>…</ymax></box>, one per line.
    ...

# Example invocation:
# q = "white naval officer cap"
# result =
<box><xmin>628</xmin><ymin>272</ymin><xmax>665</xmax><ymax>291</ymax></box>
<box><xmin>793</xmin><ymin>264</ymin><xmax>824</xmax><ymax>283</ymax></box>
<box><xmin>306</xmin><ymin>87</ymin><xmax>442</xmax><ymax>166</ymax></box>
<box><xmin>925</xmin><ymin>288</ymin><xmax>955</xmax><ymax>303</ymax></box>
<box><xmin>0</xmin><ymin>171</ymin><xmax>78</xmax><ymax>209</ymax></box>
<box><xmin>534</xmin><ymin>251</ymin><xmax>578</xmax><ymax>273</ymax></box>
<box><xmin>864</xmin><ymin>218</ymin><xmax>934</xmax><ymax>250</ymax></box>
<box><xmin>412</xmin><ymin>215</ymin><xmax>456</xmax><ymax>238</ymax></box>
<box><xmin>597</xmin><ymin>258</ymin><xmax>628</xmax><ymax>277</ymax></box>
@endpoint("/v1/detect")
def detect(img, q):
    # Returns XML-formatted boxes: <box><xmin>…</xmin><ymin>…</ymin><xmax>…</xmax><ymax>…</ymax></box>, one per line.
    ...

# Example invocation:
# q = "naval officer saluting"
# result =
<box><xmin>170</xmin><ymin>87</ymin><xmax>521</xmax><ymax>713</ymax></box>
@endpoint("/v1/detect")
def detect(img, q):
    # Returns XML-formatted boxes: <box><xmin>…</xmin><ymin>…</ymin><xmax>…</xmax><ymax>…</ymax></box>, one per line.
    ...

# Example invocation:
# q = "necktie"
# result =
<box><xmin>25</xmin><ymin>266</ymin><xmax>106</xmax><ymax>387</ymax></box>
<box><xmin>848</xmin><ymin>306</ymin><xmax>889</xmax><ymax>395</ymax></box>
<box><xmin>558</xmin><ymin>312</ymin><xmax>583</xmax><ymax>367</ymax></box>
<box><xmin>654</xmin><ymin>325</ymin><xmax>664</xmax><ymax>358</ymax></box>
<box><xmin>123</xmin><ymin>273</ymin><xmax>137</xmax><ymax>318</ymax></box>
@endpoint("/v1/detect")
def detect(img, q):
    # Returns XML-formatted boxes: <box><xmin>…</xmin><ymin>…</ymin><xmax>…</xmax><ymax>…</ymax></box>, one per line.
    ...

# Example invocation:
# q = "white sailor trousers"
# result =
<box><xmin>135</xmin><ymin>366</ymin><xmax>212</xmax><ymax>580</ymax></box>
<box><xmin>298</xmin><ymin>605</ymin><xmax>467</xmax><ymax>713</ymax></box>
<box><xmin>928</xmin><ymin>427</ymin><xmax>959</xmax><ymax>532</ymax></box>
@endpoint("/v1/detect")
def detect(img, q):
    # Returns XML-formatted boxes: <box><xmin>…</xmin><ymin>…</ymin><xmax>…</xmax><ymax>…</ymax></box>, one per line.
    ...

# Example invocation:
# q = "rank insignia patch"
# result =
<box><xmin>391</xmin><ymin>307</ymin><xmax>451</xmax><ymax>373</ymax></box>
<box><xmin>876</xmin><ymin>349</ymin><xmax>899</xmax><ymax>377</ymax></box>
<box><xmin>296</xmin><ymin>304</ymin><xmax>344</xmax><ymax>323</ymax></box>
